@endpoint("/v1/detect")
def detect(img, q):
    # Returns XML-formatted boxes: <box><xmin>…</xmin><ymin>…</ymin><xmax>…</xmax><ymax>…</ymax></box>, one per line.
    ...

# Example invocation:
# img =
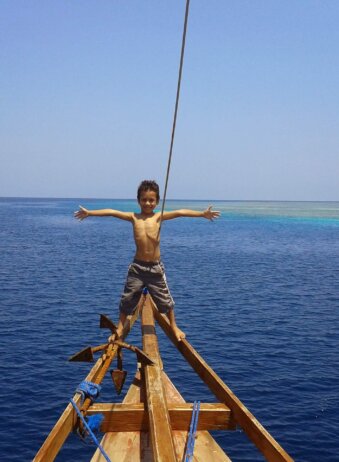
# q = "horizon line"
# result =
<box><xmin>1</xmin><ymin>195</ymin><xmax>339</xmax><ymax>203</ymax></box>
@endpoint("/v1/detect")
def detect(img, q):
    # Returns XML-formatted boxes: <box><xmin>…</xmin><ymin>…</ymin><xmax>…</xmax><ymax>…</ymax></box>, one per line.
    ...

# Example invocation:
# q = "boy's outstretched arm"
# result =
<box><xmin>74</xmin><ymin>205</ymin><xmax>133</xmax><ymax>222</ymax></box>
<box><xmin>162</xmin><ymin>205</ymin><xmax>220</xmax><ymax>221</ymax></box>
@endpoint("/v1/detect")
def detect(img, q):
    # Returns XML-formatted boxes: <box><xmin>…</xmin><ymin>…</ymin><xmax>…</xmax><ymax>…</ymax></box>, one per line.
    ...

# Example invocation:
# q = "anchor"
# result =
<box><xmin>68</xmin><ymin>314</ymin><xmax>117</xmax><ymax>362</ymax></box>
<box><xmin>99</xmin><ymin>313</ymin><xmax>118</xmax><ymax>333</ymax></box>
<box><xmin>111</xmin><ymin>346</ymin><xmax>126</xmax><ymax>395</ymax></box>
<box><xmin>68</xmin><ymin>313</ymin><xmax>154</xmax><ymax>395</ymax></box>
<box><xmin>68</xmin><ymin>343</ymin><xmax>108</xmax><ymax>362</ymax></box>
<box><xmin>110</xmin><ymin>339</ymin><xmax>154</xmax><ymax>394</ymax></box>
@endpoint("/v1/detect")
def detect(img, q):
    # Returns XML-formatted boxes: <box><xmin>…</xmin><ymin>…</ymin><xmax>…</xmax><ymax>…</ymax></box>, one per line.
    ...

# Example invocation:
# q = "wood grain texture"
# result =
<box><xmin>161</xmin><ymin>372</ymin><xmax>232</xmax><ymax>462</ymax></box>
<box><xmin>141</xmin><ymin>297</ymin><xmax>177</xmax><ymax>462</ymax></box>
<box><xmin>92</xmin><ymin>371</ymin><xmax>232</xmax><ymax>461</ymax></box>
<box><xmin>87</xmin><ymin>402</ymin><xmax>234</xmax><ymax>431</ymax></box>
<box><xmin>91</xmin><ymin>373</ymin><xmax>145</xmax><ymax>462</ymax></box>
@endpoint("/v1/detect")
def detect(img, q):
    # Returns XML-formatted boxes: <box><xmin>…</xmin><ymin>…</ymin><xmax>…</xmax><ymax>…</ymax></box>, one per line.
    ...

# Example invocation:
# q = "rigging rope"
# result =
<box><xmin>158</xmin><ymin>0</ymin><xmax>191</xmax><ymax>234</ymax></box>
<box><xmin>184</xmin><ymin>400</ymin><xmax>200</xmax><ymax>462</ymax></box>
<box><xmin>70</xmin><ymin>399</ymin><xmax>112</xmax><ymax>462</ymax></box>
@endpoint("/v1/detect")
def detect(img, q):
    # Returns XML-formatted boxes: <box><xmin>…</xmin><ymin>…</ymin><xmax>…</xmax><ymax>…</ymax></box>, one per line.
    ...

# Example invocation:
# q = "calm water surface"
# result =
<box><xmin>1</xmin><ymin>198</ymin><xmax>338</xmax><ymax>461</ymax></box>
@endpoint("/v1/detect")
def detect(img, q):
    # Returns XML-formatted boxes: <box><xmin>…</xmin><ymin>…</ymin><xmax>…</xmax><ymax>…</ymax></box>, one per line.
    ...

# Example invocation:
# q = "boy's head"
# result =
<box><xmin>137</xmin><ymin>180</ymin><xmax>160</xmax><ymax>203</ymax></box>
<box><xmin>137</xmin><ymin>180</ymin><xmax>160</xmax><ymax>215</ymax></box>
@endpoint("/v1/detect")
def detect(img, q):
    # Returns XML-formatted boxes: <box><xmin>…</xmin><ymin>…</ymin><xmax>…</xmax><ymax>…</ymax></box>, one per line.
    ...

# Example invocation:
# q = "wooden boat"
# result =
<box><xmin>34</xmin><ymin>294</ymin><xmax>293</xmax><ymax>461</ymax></box>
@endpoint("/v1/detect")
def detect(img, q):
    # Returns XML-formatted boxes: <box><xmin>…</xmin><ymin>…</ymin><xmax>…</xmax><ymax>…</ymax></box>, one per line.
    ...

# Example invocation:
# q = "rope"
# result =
<box><xmin>76</xmin><ymin>381</ymin><xmax>101</xmax><ymax>402</ymax></box>
<box><xmin>158</xmin><ymin>0</ymin><xmax>191</xmax><ymax>234</ymax></box>
<box><xmin>70</xmin><ymin>399</ymin><xmax>112</xmax><ymax>462</ymax></box>
<box><xmin>184</xmin><ymin>400</ymin><xmax>200</xmax><ymax>462</ymax></box>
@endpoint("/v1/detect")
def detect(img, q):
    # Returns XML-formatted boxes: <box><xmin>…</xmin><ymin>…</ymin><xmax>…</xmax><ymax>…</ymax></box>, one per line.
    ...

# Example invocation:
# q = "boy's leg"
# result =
<box><xmin>115</xmin><ymin>311</ymin><xmax>127</xmax><ymax>339</ymax></box>
<box><xmin>116</xmin><ymin>263</ymin><xmax>144</xmax><ymax>338</ymax></box>
<box><xmin>147</xmin><ymin>262</ymin><xmax>185</xmax><ymax>341</ymax></box>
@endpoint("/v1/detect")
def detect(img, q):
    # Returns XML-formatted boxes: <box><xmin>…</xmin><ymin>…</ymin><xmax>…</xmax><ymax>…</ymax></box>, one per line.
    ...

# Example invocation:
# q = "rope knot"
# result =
<box><xmin>76</xmin><ymin>381</ymin><xmax>101</xmax><ymax>402</ymax></box>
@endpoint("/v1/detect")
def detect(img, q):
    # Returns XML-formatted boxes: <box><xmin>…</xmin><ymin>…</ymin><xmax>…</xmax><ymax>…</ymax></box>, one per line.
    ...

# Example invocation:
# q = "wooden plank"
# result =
<box><xmin>151</xmin><ymin>301</ymin><xmax>294</xmax><ymax>462</ymax></box>
<box><xmin>87</xmin><ymin>402</ymin><xmax>234</xmax><ymax>431</ymax></box>
<box><xmin>91</xmin><ymin>373</ymin><xmax>145</xmax><ymax>462</ymax></box>
<box><xmin>141</xmin><ymin>296</ymin><xmax>177</xmax><ymax>462</ymax></box>
<box><xmin>34</xmin><ymin>299</ymin><xmax>143</xmax><ymax>462</ymax></box>
<box><xmin>161</xmin><ymin>371</ymin><xmax>232</xmax><ymax>462</ymax></box>
<box><xmin>169</xmin><ymin>403</ymin><xmax>234</xmax><ymax>431</ymax></box>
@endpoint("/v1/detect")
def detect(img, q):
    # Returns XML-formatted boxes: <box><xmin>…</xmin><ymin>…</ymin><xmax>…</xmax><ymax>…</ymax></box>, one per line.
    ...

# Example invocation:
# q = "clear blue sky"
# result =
<box><xmin>1</xmin><ymin>0</ymin><xmax>339</xmax><ymax>201</ymax></box>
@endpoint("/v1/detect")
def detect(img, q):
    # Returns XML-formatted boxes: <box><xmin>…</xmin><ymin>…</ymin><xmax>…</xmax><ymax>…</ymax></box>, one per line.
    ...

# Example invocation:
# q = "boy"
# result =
<box><xmin>74</xmin><ymin>180</ymin><xmax>220</xmax><ymax>341</ymax></box>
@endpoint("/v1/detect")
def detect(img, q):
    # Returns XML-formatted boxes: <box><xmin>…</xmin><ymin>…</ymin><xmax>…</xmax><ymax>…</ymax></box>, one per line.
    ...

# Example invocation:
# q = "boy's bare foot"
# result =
<box><xmin>167</xmin><ymin>308</ymin><xmax>185</xmax><ymax>342</ymax></box>
<box><xmin>171</xmin><ymin>325</ymin><xmax>186</xmax><ymax>342</ymax></box>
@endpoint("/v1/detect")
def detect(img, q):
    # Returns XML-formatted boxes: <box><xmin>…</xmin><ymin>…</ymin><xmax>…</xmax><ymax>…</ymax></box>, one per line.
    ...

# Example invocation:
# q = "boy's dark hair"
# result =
<box><xmin>137</xmin><ymin>180</ymin><xmax>160</xmax><ymax>202</ymax></box>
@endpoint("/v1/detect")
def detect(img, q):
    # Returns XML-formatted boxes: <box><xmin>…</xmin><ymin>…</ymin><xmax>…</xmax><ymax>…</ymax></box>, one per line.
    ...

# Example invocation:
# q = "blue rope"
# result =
<box><xmin>184</xmin><ymin>400</ymin><xmax>200</xmax><ymax>462</ymax></box>
<box><xmin>70</xmin><ymin>398</ymin><xmax>112</xmax><ymax>462</ymax></box>
<box><xmin>87</xmin><ymin>414</ymin><xmax>104</xmax><ymax>433</ymax></box>
<box><xmin>76</xmin><ymin>381</ymin><xmax>101</xmax><ymax>402</ymax></box>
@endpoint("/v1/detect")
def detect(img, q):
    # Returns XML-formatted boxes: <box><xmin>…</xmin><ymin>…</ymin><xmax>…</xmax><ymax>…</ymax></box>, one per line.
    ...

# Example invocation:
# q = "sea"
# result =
<box><xmin>1</xmin><ymin>197</ymin><xmax>338</xmax><ymax>462</ymax></box>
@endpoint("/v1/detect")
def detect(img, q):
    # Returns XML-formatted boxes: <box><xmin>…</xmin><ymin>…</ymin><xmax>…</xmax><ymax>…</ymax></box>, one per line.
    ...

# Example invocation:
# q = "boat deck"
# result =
<box><xmin>90</xmin><ymin>371</ymin><xmax>231</xmax><ymax>462</ymax></box>
<box><xmin>34</xmin><ymin>293</ymin><xmax>293</xmax><ymax>462</ymax></box>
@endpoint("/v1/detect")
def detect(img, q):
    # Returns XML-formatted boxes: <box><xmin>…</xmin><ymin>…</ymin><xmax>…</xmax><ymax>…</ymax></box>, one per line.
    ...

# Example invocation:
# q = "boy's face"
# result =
<box><xmin>138</xmin><ymin>190</ymin><xmax>159</xmax><ymax>215</ymax></box>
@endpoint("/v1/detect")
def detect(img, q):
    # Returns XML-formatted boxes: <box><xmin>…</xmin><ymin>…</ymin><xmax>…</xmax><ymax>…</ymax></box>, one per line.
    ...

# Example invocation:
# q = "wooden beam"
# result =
<box><xmin>151</xmin><ymin>300</ymin><xmax>294</xmax><ymax>462</ymax></box>
<box><xmin>87</xmin><ymin>402</ymin><xmax>234</xmax><ymax>431</ymax></box>
<box><xmin>34</xmin><ymin>298</ymin><xmax>143</xmax><ymax>462</ymax></box>
<box><xmin>141</xmin><ymin>296</ymin><xmax>177</xmax><ymax>462</ymax></box>
<box><xmin>90</xmin><ymin>372</ymin><xmax>144</xmax><ymax>462</ymax></box>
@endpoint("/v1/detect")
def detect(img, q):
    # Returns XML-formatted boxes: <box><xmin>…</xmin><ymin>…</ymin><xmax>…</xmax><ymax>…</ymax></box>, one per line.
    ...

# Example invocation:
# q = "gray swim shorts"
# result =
<box><xmin>119</xmin><ymin>259</ymin><xmax>174</xmax><ymax>315</ymax></box>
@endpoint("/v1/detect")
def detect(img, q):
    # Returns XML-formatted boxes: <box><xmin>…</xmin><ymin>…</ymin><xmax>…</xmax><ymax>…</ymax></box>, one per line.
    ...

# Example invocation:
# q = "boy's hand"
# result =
<box><xmin>203</xmin><ymin>205</ymin><xmax>220</xmax><ymax>221</ymax></box>
<box><xmin>74</xmin><ymin>205</ymin><xmax>89</xmax><ymax>221</ymax></box>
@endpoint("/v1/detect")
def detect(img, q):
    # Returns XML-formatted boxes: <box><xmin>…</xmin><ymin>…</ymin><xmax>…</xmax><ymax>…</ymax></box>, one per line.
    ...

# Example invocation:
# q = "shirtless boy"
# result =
<box><xmin>74</xmin><ymin>180</ymin><xmax>220</xmax><ymax>341</ymax></box>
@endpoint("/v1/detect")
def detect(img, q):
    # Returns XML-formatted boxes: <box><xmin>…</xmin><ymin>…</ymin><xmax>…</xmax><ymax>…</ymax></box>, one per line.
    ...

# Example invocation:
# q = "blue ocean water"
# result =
<box><xmin>0</xmin><ymin>198</ymin><xmax>338</xmax><ymax>462</ymax></box>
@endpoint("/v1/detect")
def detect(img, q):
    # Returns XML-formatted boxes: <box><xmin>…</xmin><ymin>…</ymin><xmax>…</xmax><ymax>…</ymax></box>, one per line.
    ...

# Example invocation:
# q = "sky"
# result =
<box><xmin>1</xmin><ymin>0</ymin><xmax>339</xmax><ymax>201</ymax></box>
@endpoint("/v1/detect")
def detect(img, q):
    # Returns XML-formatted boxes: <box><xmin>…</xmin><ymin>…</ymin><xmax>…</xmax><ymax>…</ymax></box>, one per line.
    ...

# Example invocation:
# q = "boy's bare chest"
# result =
<box><xmin>133</xmin><ymin>216</ymin><xmax>159</xmax><ymax>239</ymax></box>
